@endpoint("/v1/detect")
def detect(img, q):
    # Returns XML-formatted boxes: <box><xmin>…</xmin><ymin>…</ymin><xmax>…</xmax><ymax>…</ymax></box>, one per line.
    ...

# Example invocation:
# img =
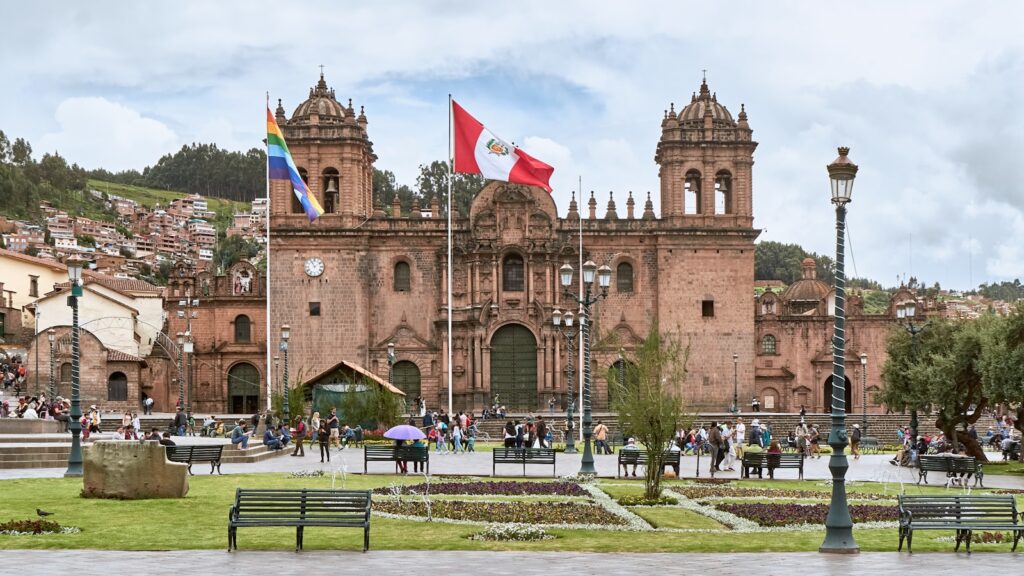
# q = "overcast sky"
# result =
<box><xmin>2</xmin><ymin>1</ymin><xmax>1021</xmax><ymax>290</ymax></box>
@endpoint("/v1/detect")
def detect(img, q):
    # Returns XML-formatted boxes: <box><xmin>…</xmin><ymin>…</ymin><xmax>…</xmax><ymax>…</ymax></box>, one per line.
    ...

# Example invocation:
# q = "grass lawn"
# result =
<box><xmin>629</xmin><ymin>507</ymin><xmax>724</xmax><ymax>530</ymax></box>
<box><xmin>982</xmin><ymin>460</ymin><xmax>1024</xmax><ymax>476</ymax></box>
<box><xmin>0</xmin><ymin>473</ymin><xmax>1019</xmax><ymax>552</ymax></box>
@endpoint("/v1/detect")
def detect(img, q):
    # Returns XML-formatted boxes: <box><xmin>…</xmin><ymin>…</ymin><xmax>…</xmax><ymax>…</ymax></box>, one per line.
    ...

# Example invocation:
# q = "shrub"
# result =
<box><xmin>617</xmin><ymin>494</ymin><xmax>678</xmax><ymax>506</ymax></box>
<box><xmin>469</xmin><ymin>523</ymin><xmax>554</xmax><ymax>541</ymax></box>
<box><xmin>715</xmin><ymin>503</ymin><xmax>896</xmax><ymax>526</ymax></box>
<box><xmin>375</xmin><ymin>480</ymin><xmax>587</xmax><ymax>497</ymax></box>
<box><xmin>0</xmin><ymin>519</ymin><xmax>62</xmax><ymax>534</ymax></box>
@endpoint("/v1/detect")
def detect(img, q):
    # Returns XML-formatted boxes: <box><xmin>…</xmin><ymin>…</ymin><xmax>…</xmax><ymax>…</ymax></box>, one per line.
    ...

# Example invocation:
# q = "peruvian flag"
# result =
<box><xmin>452</xmin><ymin>100</ymin><xmax>554</xmax><ymax>192</ymax></box>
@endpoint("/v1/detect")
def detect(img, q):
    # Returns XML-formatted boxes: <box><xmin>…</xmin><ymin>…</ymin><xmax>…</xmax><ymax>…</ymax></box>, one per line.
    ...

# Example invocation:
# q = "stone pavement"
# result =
<box><xmin>0</xmin><ymin>550</ymin><xmax>1013</xmax><ymax>576</ymax></box>
<box><xmin>2</xmin><ymin>443</ymin><xmax>1022</xmax><ymax>490</ymax></box>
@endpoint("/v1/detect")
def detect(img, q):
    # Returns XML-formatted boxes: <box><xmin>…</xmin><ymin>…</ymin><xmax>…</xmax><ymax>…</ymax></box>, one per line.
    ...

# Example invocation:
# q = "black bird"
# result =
<box><xmin>36</xmin><ymin>508</ymin><xmax>53</xmax><ymax>517</ymax></box>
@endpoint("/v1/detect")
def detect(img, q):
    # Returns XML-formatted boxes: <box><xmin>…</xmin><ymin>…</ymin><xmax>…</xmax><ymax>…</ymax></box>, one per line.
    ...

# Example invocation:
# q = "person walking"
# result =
<box><xmin>317</xmin><ymin>420</ymin><xmax>330</xmax><ymax>463</ymax></box>
<box><xmin>503</xmin><ymin>420</ymin><xmax>516</xmax><ymax>448</ymax></box>
<box><xmin>850</xmin><ymin>423</ymin><xmax>862</xmax><ymax>459</ymax></box>
<box><xmin>536</xmin><ymin>415</ymin><xmax>548</xmax><ymax>449</ymax></box>
<box><xmin>326</xmin><ymin>408</ymin><xmax>340</xmax><ymax>449</ymax></box>
<box><xmin>172</xmin><ymin>407</ymin><xmax>187</xmax><ymax>437</ymax></box>
<box><xmin>291</xmin><ymin>416</ymin><xmax>306</xmax><ymax>457</ymax></box>
<box><xmin>451</xmin><ymin>423</ymin><xmax>464</xmax><ymax>453</ymax></box>
<box><xmin>708</xmin><ymin>421</ymin><xmax>724</xmax><ymax>474</ymax></box>
<box><xmin>594</xmin><ymin>420</ymin><xmax>611</xmax><ymax>454</ymax></box>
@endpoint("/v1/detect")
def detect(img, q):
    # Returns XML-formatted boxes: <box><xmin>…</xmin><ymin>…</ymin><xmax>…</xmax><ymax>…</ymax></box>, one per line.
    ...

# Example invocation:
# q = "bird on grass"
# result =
<box><xmin>36</xmin><ymin>508</ymin><xmax>53</xmax><ymax>517</ymax></box>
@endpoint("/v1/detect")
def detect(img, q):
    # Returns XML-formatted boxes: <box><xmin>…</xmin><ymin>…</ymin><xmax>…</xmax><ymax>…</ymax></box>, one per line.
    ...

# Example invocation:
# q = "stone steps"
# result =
<box><xmin>0</xmin><ymin>438</ymin><xmax>288</xmax><ymax>469</ymax></box>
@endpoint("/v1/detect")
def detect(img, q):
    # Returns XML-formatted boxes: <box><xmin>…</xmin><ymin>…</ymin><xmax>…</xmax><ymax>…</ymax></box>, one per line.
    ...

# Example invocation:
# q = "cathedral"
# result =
<box><xmin>269</xmin><ymin>73</ymin><xmax>898</xmax><ymax>415</ymax></box>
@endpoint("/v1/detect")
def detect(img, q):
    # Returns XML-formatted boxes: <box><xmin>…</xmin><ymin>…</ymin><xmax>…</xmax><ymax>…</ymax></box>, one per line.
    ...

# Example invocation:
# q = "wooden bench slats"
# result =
<box><xmin>492</xmin><ymin>448</ymin><xmax>556</xmax><ymax>477</ymax></box>
<box><xmin>363</xmin><ymin>446</ymin><xmax>429</xmax><ymax>474</ymax></box>
<box><xmin>741</xmin><ymin>452</ymin><xmax>804</xmax><ymax>480</ymax></box>
<box><xmin>228</xmin><ymin>488</ymin><xmax>371</xmax><ymax>552</ymax></box>
<box><xmin>616</xmin><ymin>451</ymin><xmax>681</xmax><ymax>478</ymax></box>
<box><xmin>165</xmin><ymin>445</ymin><xmax>224</xmax><ymax>475</ymax></box>
<box><xmin>898</xmin><ymin>494</ymin><xmax>1023</xmax><ymax>553</ymax></box>
<box><xmin>916</xmin><ymin>455</ymin><xmax>984</xmax><ymax>487</ymax></box>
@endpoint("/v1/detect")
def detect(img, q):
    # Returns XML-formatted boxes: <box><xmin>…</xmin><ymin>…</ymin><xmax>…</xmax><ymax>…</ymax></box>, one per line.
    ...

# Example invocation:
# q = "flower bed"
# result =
<box><xmin>0</xmin><ymin>519</ymin><xmax>79</xmax><ymax>536</ymax></box>
<box><xmin>674</xmin><ymin>485</ymin><xmax>892</xmax><ymax>502</ymax></box>
<box><xmin>375</xmin><ymin>500</ymin><xmax>626</xmax><ymax>526</ymax></box>
<box><xmin>374</xmin><ymin>480</ymin><xmax>588</xmax><ymax>497</ymax></box>
<box><xmin>617</xmin><ymin>494</ymin><xmax>678</xmax><ymax>506</ymax></box>
<box><xmin>714</xmin><ymin>503</ymin><xmax>896</xmax><ymax>527</ymax></box>
<box><xmin>469</xmin><ymin>523</ymin><xmax>555</xmax><ymax>541</ymax></box>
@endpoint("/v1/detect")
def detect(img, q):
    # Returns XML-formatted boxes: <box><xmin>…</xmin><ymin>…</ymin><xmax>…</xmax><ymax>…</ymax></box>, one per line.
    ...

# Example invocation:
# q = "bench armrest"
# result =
<box><xmin>900</xmin><ymin>509</ymin><xmax>912</xmax><ymax>526</ymax></box>
<box><xmin>228</xmin><ymin>504</ymin><xmax>238</xmax><ymax>522</ymax></box>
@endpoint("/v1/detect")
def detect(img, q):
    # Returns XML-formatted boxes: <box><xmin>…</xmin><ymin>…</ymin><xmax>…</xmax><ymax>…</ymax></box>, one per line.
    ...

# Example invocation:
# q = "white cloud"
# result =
<box><xmin>37</xmin><ymin>97</ymin><xmax>178</xmax><ymax>171</ymax></box>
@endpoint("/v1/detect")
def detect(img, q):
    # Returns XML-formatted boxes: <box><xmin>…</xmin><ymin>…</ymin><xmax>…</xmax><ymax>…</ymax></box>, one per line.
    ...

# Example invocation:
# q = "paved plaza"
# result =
<box><xmin>0</xmin><ymin>550</ymin><xmax>1015</xmax><ymax>576</ymax></box>
<box><xmin>2</xmin><ymin>440</ymin><xmax>1023</xmax><ymax>491</ymax></box>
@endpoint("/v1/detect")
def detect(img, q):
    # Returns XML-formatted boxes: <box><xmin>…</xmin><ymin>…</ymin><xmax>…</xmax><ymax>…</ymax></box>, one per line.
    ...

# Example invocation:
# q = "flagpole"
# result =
<box><xmin>447</xmin><ymin>94</ymin><xmax>454</xmax><ymax>416</ymax></box>
<box><xmin>265</xmin><ymin>91</ymin><xmax>272</xmax><ymax>412</ymax></box>
<box><xmin>578</xmin><ymin>176</ymin><xmax>584</xmax><ymax>442</ymax></box>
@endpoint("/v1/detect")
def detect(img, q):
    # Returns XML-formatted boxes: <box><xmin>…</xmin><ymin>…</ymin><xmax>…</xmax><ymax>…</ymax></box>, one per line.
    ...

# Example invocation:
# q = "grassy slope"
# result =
<box><xmin>2</xmin><ymin>474</ymin><xmax>1021</xmax><ymax>552</ymax></box>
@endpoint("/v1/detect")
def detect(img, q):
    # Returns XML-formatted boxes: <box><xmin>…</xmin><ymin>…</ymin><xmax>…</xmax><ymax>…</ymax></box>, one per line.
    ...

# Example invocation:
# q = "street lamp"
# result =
<box><xmin>47</xmin><ymin>328</ymin><xmax>56</xmax><ymax>400</ymax></box>
<box><xmin>559</xmin><ymin>260</ymin><xmax>612</xmax><ymax>475</ymax></box>
<box><xmin>176</xmin><ymin>332</ymin><xmax>184</xmax><ymax>411</ymax></box>
<box><xmin>552</xmin><ymin>308</ymin><xmax>578</xmax><ymax>454</ymax></box>
<box><xmin>896</xmin><ymin>300</ymin><xmax>928</xmax><ymax>441</ymax></box>
<box><xmin>281</xmin><ymin>324</ymin><xmax>290</xmax><ymax>425</ymax></box>
<box><xmin>732</xmin><ymin>353</ymin><xmax>739</xmax><ymax>414</ymax></box>
<box><xmin>64</xmin><ymin>256</ymin><xmax>85</xmax><ymax>477</ymax></box>
<box><xmin>859</xmin><ymin>353</ymin><xmax>868</xmax><ymax>432</ymax></box>
<box><xmin>820</xmin><ymin>146</ymin><xmax>859</xmax><ymax>553</ymax></box>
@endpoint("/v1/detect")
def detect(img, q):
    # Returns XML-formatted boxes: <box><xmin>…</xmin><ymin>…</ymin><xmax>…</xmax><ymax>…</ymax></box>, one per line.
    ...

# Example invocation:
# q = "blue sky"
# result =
<box><xmin>2</xmin><ymin>1</ymin><xmax>1022</xmax><ymax>290</ymax></box>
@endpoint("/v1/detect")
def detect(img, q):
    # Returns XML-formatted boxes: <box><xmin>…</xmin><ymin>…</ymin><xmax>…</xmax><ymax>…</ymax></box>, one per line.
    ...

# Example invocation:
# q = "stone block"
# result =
<box><xmin>82</xmin><ymin>441</ymin><xmax>189</xmax><ymax>499</ymax></box>
<box><xmin>0</xmin><ymin>419</ymin><xmax>64</xmax><ymax>434</ymax></box>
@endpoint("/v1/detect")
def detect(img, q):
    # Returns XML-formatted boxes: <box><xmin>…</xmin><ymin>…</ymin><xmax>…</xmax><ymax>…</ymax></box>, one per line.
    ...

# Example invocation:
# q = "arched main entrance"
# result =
<box><xmin>228</xmin><ymin>362</ymin><xmax>261</xmax><ymax>414</ymax></box>
<box><xmin>489</xmin><ymin>324</ymin><xmax>538</xmax><ymax>411</ymax></box>
<box><xmin>393</xmin><ymin>360</ymin><xmax>421</xmax><ymax>399</ymax></box>
<box><xmin>822</xmin><ymin>375</ymin><xmax>853</xmax><ymax>414</ymax></box>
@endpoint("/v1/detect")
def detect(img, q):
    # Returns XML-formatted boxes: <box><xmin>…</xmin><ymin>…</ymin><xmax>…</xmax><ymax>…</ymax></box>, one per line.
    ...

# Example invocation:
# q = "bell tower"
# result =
<box><xmin>654</xmin><ymin>77</ymin><xmax>757</xmax><ymax>227</ymax></box>
<box><xmin>270</xmin><ymin>73</ymin><xmax>376</xmax><ymax>228</ymax></box>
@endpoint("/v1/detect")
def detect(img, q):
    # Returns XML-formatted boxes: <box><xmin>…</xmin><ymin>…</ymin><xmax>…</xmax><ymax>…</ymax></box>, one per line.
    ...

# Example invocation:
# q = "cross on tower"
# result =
<box><xmin>319</xmin><ymin>64</ymin><xmax>325</xmax><ymax>76</ymax></box>
<box><xmin>702</xmin><ymin>69</ymin><xmax>707</xmax><ymax>81</ymax></box>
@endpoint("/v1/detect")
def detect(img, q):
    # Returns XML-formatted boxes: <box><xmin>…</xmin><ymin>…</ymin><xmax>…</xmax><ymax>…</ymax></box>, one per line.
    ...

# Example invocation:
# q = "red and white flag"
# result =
<box><xmin>452</xmin><ymin>100</ymin><xmax>554</xmax><ymax>192</ymax></box>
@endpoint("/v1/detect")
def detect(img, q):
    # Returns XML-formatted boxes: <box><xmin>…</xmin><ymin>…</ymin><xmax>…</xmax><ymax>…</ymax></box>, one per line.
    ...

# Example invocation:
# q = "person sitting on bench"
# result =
<box><xmin>620</xmin><ymin>438</ymin><xmax>640</xmax><ymax>477</ymax></box>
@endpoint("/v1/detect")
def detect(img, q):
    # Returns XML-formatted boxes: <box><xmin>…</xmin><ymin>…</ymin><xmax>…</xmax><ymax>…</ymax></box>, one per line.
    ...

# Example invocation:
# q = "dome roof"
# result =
<box><xmin>679</xmin><ymin>79</ymin><xmax>735</xmax><ymax>125</ymax></box>
<box><xmin>781</xmin><ymin>258</ymin><xmax>830</xmax><ymax>302</ymax></box>
<box><xmin>290</xmin><ymin>73</ymin><xmax>350</xmax><ymax>125</ymax></box>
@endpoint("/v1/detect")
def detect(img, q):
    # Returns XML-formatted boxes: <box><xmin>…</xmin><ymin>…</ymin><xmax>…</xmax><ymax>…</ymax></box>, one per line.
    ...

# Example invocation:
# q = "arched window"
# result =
<box><xmin>292</xmin><ymin>168</ymin><xmax>309</xmax><ymax>213</ymax></box>
<box><xmin>761</xmin><ymin>334</ymin><xmax>777</xmax><ymax>355</ymax></box>
<box><xmin>714</xmin><ymin>170</ymin><xmax>732</xmax><ymax>215</ymax></box>
<box><xmin>394</xmin><ymin>261</ymin><xmax>411</xmax><ymax>292</ymax></box>
<box><xmin>616</xmin><ymin>262</ymin><xmax>634</xmax><ymax>293</ymax></box>
<box><xmin>684</xmin><ymin>170</ymin><xmax>702</xmax><ymax>214</ymax></box>
<box><xmin>234</xmin><ymin>314</ymin><xmax>251</xmax><ymax>343</ymax></box>
<box><xmin>503</xmin><ymin>255</ymin><xmax>524</xmax><ymax>292</ymax></box>
<box><xmin>322</xmin><ymin>167</ymin><xmax>339</xmax><ymax>214</ymax></box>
<box><xmin>59</xmin><ymin>362</ymin><xmax>72</xmax><ymax>398</ymax></box>
<box><xmin>107</xmin><ymin>372</ymin><xmax>128</xmax><ymax>401</ymax></box>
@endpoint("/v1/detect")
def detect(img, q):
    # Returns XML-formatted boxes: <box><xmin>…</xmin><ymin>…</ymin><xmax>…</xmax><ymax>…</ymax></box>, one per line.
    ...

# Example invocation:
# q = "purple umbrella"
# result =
<box><xmin>384</xmin><ymin>424</ymin><xmax>426</xmax><ymax>440</ymax></box>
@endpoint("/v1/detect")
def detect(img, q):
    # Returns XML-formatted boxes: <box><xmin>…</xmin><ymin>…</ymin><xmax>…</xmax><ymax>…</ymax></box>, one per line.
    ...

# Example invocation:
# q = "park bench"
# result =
<box><xmin>616</xmin><ymin>450</ymin><xmax>681</xmax><ymax>478</ymax></box>
<box><xmin>363</xmin><ymin>445</ymin><xmax>429</xmax><ymax>474</ymax></box>
<box><xmin>227</xmin><ymin>488</ymin><xmax>371</xmax><ymax>552</ymax></box>
<box><xmin>740</xmin><ymin>452</ymin><xmax>804</xmax><ymax>480</ymax></box>
<box><xmin>165</xmin><ymin>444</ymin><xmax>224</xmax><ymax>475</ymax></box>
<box><xmin>898</xmin><ymin>494</ymin><xmax>1023</xmax><ymax>553</ymax></box>
<box><xmin>492</xmin><ymin>448</ymin><xmax>557</xmax><ymax>477</ymax></box>
<box><xmin>917</xmin><ymin>455</ymin><xmax>984</xmax><ymax>487</ymax></box>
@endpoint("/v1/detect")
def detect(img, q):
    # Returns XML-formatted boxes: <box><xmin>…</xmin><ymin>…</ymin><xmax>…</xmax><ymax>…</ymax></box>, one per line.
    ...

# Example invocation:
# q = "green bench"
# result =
<box><xmin>363</xmin><ymin>445</ymin><xmax>429</xmax><ymax>474</ymax></box>
<box><xmin>616</xmin><ymin>450</ymin><xmax>681</xmax><ymax>478</ymax></box>
<box><xmin>492</xmin><ymin>448</ymin><xmax>556</xmax><ymax>477</ymax></box>
<box><xmin>898</xmin><ymin>494</ymin><xmax>1023</xmax><ymax>553</ymax></box>
<box><xmin>741</xmin><ymin>452</ymin><xmax>804</xmax><ymax>480</ymax></box>
<box><xmin>165</xmin><ymin>444</ymin><xmax>224</xmax><ymax>475</ymax></box>
<box><xmin>917</xmin><ymin>455</ymin><xmax>984</xmax><ymax>487</ymax></box>
<box><xmin>227</xmin><ymin>488</ymin><xmax>371</xmax><ymax>552</ymax></box>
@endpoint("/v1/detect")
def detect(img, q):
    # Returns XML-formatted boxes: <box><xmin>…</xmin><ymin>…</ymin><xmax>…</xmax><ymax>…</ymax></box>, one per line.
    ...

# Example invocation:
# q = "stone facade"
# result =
<box><xmin>164</xmin><ymin>260</ymin><xmax>267</xmax><ymax>415</ymax></box>
<box><xmin>270</xmin><ymin>74</ymin><xmax>763</xmax><ymax>413</ymax></box>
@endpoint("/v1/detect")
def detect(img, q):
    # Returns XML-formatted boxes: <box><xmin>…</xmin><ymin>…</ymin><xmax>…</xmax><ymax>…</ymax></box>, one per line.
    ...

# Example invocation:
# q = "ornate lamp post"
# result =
<box><xmin>47</xmin><ymin>328</ymin><xmax>56</xmax><ymax>400</ymax></box>
<box><xmin>176</xmin><ymin>332</ymin><xmax>185</xmax><ymax>411</ymax></box>
<box><xmin>281</xmin><ymin>324</ymin><xmax>290</xmax><ymax>425</ymax></box>
<box><xmin>64</xmin><ymin>256</ymin><xmax>85</xmax><ymax>477</ymax></box>
<box><xmin>184</xmin><ymin>332</ymin><xmax>194</xmax><ymax>414</ymax></box>
<box><xmin>559</xmin><ymin>260</ymin><xmax>612</xmax><ymax>475</ymax></box>
<box><xmin>820</xmin><ymin>146</ymin><xmax>859</xmax><ymax>553</ymax></box>
<box><xmin>387</xmin><ymin>341</ymin><xmax>396</xmax><ymax>410</ymax></box>
<box><xmin>859</xmin><ymin>353</ymin><xmax>868</xmax><ymax>432</ymax></box>
<box><xmin>617</xmin><ymin>350</ymin><xmax>625</xmax><ymax>407</ymax></box>
<box><xmin>732</xmin><ymin>353</ymin><xmax>739</xmax><ymax>414</ymax></box>
<box><xmin>896</xmin><ymin>300</ymin><xmax>927</xmax><ymax>441</ymax></box>
<box><xmin>552</xmin><ymin>308</ymin><xmax>578</xmax><ymax>454</ymax></box>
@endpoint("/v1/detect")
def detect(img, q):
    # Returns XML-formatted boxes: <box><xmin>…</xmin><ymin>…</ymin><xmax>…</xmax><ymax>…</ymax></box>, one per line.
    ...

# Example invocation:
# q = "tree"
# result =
<box><xmin>415</xmin><ymin>160</ymin><xmax>485</xmax><ymax>217</ymax></box>
<box><xmin>609</xmin><ymin>323</ymin><xmax>690</xmax><ymax>499</ymax></box>
<box><xmin>980</xmin><ymin>304</ymin><xmax>1024</xmax><ymax>459</ymax></box>
<box><xmin>11</xmin><ymin>137</ymin><xmax>32</xmax><ymax>166</ymax></box>
<box><xmin>339</xmin><ymin>378</ymin><xmax>401</xmax><ymax>429</ymax></box>
<box><xmin>878</xmin><ymin>319</ymin><xmax>991</xmax><ymax>460</ymax></box>
<box><xmin>373</xmin><ymin>168</ymin><xmax>416</xmax><ymax>215</ymax></box>
<box><xmin>213</xmin><ymin>235</ymin><xmax>260</xmax><ymax>272</ymax></box>
<box><xmin>0</xmin><ymin>130</ymin><xmax>10</xmax><ymax>163</ymax></box>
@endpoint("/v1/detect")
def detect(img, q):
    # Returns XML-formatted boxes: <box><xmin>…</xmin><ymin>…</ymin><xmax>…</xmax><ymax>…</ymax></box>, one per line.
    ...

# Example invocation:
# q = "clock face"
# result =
<box><xmin>304</xmin><ymin>257</ymin><xmax>325</xmax><ymax>277</ymax></box>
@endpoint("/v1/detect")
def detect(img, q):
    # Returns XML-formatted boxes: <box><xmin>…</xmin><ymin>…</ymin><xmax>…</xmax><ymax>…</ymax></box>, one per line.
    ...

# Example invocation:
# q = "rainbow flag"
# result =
<box><xmin>267</xmin><ymin>108</ymin><xmax>324</xmax><ymax>221</ymax></box>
